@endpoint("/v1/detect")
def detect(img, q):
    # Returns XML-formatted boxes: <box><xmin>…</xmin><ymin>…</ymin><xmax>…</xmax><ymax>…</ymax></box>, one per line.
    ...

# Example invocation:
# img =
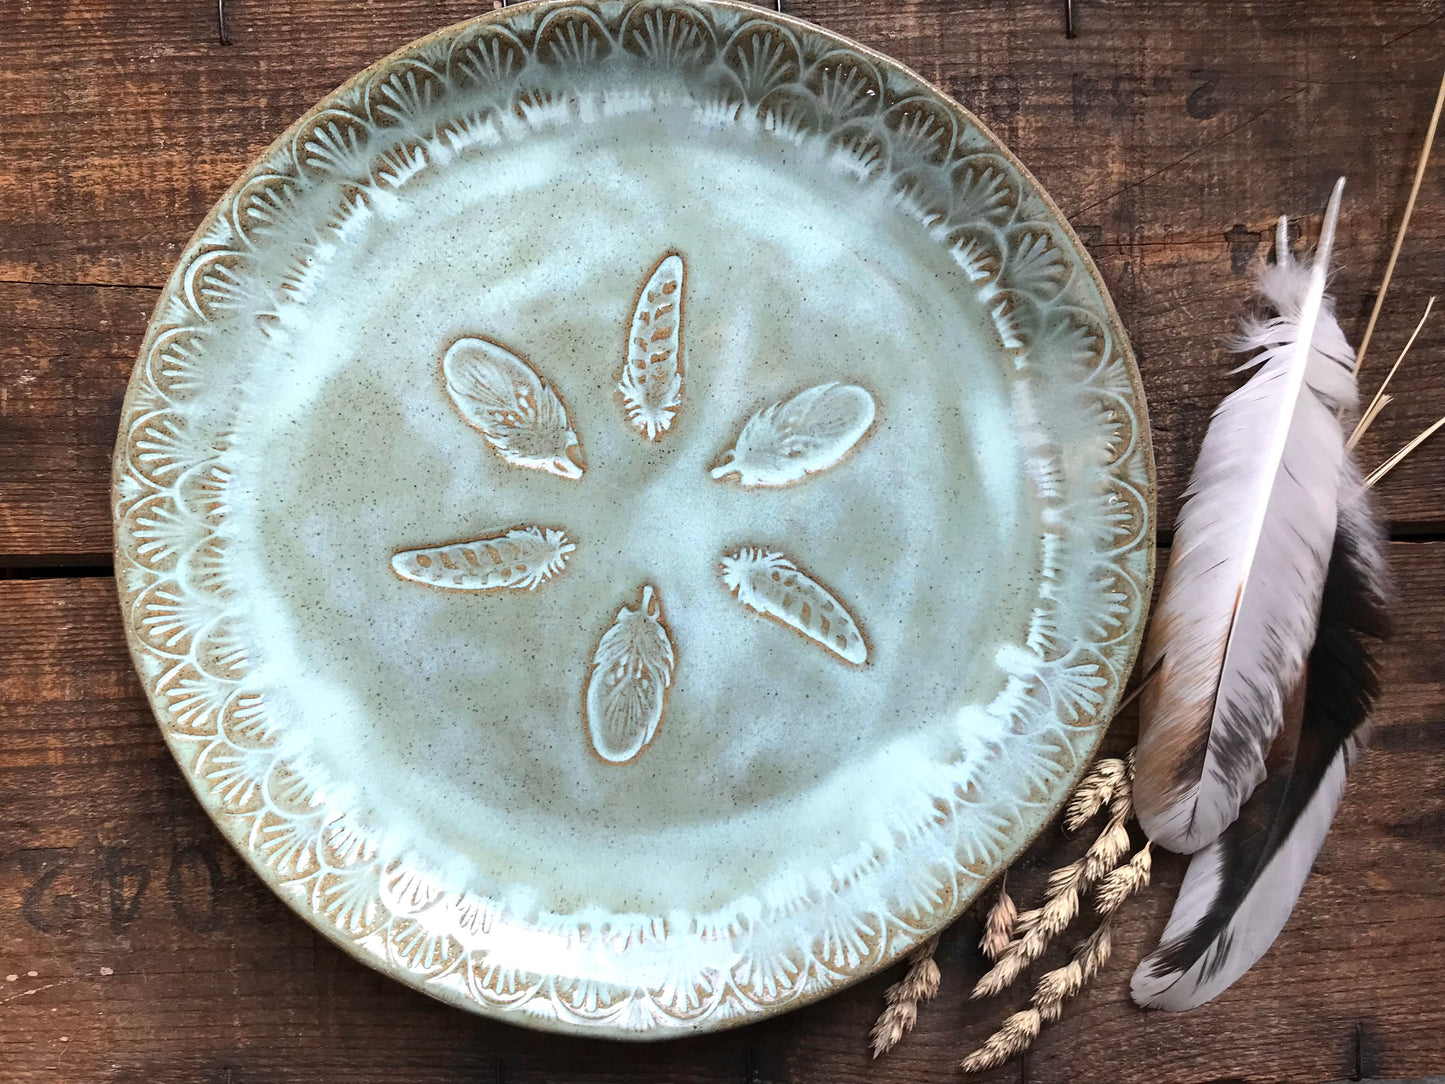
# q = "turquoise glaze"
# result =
<box><xmin>113</xmin><ymin>0</ymin><xmax>1154</xmax><ymax>1037</ymax></box>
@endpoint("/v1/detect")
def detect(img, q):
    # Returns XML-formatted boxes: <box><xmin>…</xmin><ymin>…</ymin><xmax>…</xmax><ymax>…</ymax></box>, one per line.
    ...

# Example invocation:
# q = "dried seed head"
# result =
<box><xmin>868</xmin><ymin>936</ymin><xmax>939</xmax><ymax>1058</ymax></box>
<box><xmin>1063</xmin><ymin>757</ymin><xmax>1128</xmax><ymax>831</ymax></box>
<box><xmin>869</xmin><ymin>999</ymin><xmax>916</xmax><ymax>1058</ymax></box>
<box><xmin>910</xmin><ymin>954</ymin><xmax>942</xmax><ymax>1001</ymax></box>
<box><xmin>1039</xmin><ymin>882</ymin><xmax>1080</xmax><ymax>935</ymax></box>
<box><xmin>980</xmin><ymin>885</ymin><xmax>1018</xmax><ymax>962</ymax></box>
<box><xmin>1014</xmin><ymin>907</ymin><xmax>1043</xmax><ymax>933</ymax></box>
<box><xmin>1107</xmin><ymin>768</ymin><xmax>1135</xmax><ymax>821</ymax></box>
<box><xmin>971</xmin><ymin>941</ymin><xmax>1027</xmax><ymax>1000</ymax></box>
<box><xmin>1083</xmin><ymin>817</ymin><xmax>1133</xmax><ymax>883</ymax></box>
<box><xmin>1075</xmin><ymin>919</ymin><xmax>1114</xmax><ymax>981</ymax></box>
<box><xmin>1034</xmin><ymin>959</ymin><xmax>1084</xmax><ymax>1008</ymax></box>
<box><xmin>1096</xmin><ymin>843</ymin><xmax>1153</xmax><ymax>915</ymax></box>
<box><xmin>1047</xmin><ymin>858</ymin><xmax>1087</xmax><ymax>897</ymax></box>
<box><xmin>960</xmin><ymin>1009</ymin><xmax>1043</xmax><ymax>1074</ymax></box>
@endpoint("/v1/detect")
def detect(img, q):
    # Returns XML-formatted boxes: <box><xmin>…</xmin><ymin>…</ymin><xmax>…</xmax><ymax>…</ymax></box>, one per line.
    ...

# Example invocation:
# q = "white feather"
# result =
<box><xmin>1134</xmin><ymin>179</ymin><xmax>1358</xmax><ymax>853</ymax></box>
<box><xmin>1133</xmin><ymin>468</ymin><xmax>1389</xmax><ymax>1009</ymax></box>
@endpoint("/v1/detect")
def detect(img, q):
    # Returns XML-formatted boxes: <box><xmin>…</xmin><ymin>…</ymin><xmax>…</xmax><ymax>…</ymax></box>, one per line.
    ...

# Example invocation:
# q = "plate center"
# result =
<box><xmin>223</xmin><ymin>96</ymin><xmax>1042</xmax><ymax>916</ymax></box>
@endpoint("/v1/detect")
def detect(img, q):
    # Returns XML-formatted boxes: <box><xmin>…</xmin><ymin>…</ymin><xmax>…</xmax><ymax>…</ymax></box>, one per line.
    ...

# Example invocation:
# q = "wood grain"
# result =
<box><xmin>0</xmin><ymin>282</ymin><xmax>152</xmax><ymax>562</ymax></box>
<box><xmin>2</xmin><ymin>1</ymin><xmax>1445</xmax><ymax>556</ymax></box>
<box><xmin>2</xmin><ymin>0</ymin><xmax>1445</xmax><ymax>1081</ymax></box>
<box><xmin>1</xmin><ymin>545</ymin><xmax>1443</xmax><ymax>1081</ymax></box>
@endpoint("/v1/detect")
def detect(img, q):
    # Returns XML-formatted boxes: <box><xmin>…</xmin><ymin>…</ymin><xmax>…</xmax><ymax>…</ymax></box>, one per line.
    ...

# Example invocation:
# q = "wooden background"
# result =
<box><xmin>3</xmin><ymin>1</ymin><xmax>1444</xmax><ymax>1081</ymax></box>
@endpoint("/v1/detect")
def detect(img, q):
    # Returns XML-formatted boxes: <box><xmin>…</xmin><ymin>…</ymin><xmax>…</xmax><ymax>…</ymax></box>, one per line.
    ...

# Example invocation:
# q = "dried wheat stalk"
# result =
<box><xmin>959</xmin><ymin>1007</ymin><xmax>1043</xmax><ymax>1074</ymax></box>
<box><xmin>980</xmin><ymin>877</ymin><xmax>1017</xmax><ymax>962</ymax></box>
<box><xmin>960</xmin><ymin>846</ymin><xmax>1153</xmax><ymax>1076</ymax></box>
<box><xmin>1035</xmin><ymin>920</ymin><xmax>1113</xmax><ymax>1022</ymax></box>
<box><xmin>868</xmin><ymin>935</ymin><xmax>941</xmax><ymax>1058</ymax></box>
<box><xmin>959</xmin><ymin>753</ymin><xmax>1153</xmax><ymax>1074</ymax></box>
<box><xmin>871</xmin><ymin>748</ymin><xmax>1152</xmax><ymax>1066</ymax></box>
<box><xmin>1352</xmin><ymin>67</ymin><xmax>1445</xmax><ymax>373</ymax></box>
<box><xmin>970</xmin><ymin>762</ymin><xmax>1136</xmax><ymax>1000</ymax></box>
<box><xmin>1062</xmin><ymin>756</ymin><xmax>1128</xmax><ymax>831</ymax></box>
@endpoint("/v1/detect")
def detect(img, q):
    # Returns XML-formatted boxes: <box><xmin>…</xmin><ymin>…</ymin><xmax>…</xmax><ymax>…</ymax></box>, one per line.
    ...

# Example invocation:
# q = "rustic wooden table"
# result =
<box><xmin>3</xmin><ymin>2</ymin><xmax>1444</xmax><ymax>1081</ymax></box>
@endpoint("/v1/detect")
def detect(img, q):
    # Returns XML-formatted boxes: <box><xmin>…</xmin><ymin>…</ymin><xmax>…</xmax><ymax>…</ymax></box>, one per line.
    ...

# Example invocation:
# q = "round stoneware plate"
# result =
<box><xmin>113</xmin><ymin>0</ymin><xmax>1154</xmax><ymax>1038</ymax></box>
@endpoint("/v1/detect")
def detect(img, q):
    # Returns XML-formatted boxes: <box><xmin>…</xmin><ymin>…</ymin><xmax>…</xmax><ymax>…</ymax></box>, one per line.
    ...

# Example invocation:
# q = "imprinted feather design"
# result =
<box><xmin>443</xmin><ymin>337</ymin><xmax>584</xmax><ymax>480</ymax></box>
<box><xmin>391</xmin><ymin>526</ymin><xmax>575</xmax><ymax>591</ymax></box>
<box><xmin>710</xmin><ymin>383</ymin><xmax>875</xmax><ymax>487</ymax></box>
<box><xmin>585</xmin><ymin>585</ymin><xmax>675</xmax><ymax>764</ymax></box>
<box><xmin>1134</xmin><ymin>182</ymin><xmax>1359</xmax><ymax>854</ymax></box>
<box><xmin>619</xmin><ymin>254</ymin><xmax>685</xmax><ymax>440</ymax></box>
<box><xmin>719</xmin><ymin>547</ymin><xmax>867</xmax><ymax>665</ymax></box>
<box><xmin>1132</xmin><ymin>467</ymin><xmax>1390</xmax><ymax>1009</ymax></box>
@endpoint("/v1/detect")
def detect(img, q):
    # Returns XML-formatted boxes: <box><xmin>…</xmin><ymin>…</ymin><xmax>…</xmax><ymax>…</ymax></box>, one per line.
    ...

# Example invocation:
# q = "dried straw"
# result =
<box><xmin>1365</xmin><ymin>414</ymin><xmax>1445</xmax><ymax>488</ymax></box>
<box><xmin>1353</xmin><ymin>66</ymin><xmax>1445</xmax><ymax>376</ymax></box>
<box><xmin>1349</xmin><ymin>296</ymin><xmax>1434</xmax><ymax>450</ymax></box>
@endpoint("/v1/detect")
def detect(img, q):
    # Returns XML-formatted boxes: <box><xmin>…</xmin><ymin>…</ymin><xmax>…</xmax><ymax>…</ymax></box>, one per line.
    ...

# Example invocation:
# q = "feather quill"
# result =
<box><xmin>1134</xmin><ymin>179</ymin><xmax>1359</xmax><ymax>853</ymax></box>
<box><xmin>1132</xmin><ymin>465</ymin><xmax>1390</xmax><ymax>1009</ymax></box>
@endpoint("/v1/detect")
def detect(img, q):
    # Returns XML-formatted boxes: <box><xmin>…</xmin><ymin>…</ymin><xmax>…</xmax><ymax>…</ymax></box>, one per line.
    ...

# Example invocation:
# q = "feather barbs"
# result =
<box><xmin>585</xmin><ymin>584</ymin><xmax>676</xmax><ymax>765</ymax></box>
<box><xmin>1132</xmin><ymin>466</ymin><xmax>1390</xmax><ymax>1010</ymax></box>
<box><xmin>619</xmin><ymin>253</ymin><xmax>686</xmax><ymax>441</ymax></box>
<box><xmin>710</xmin><ymin>382</ymin><xmax>876</xmax><ymax>487</ymax></box>
<box><xmin>1134</xmin><ymin>179</ymin><xmax>1357</xmax><ymax>855</ymax></box>
<box><xmin>443</xmin><ymin>336</ymin><xmax>586</xmax><ymax>480</ymax></box>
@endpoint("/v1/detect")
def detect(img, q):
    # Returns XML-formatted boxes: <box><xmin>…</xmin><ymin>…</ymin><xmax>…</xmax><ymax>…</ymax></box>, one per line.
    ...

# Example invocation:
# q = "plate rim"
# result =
<box><xmin>110</xmin><ymin>0</ymin><xmax>1156</xmax><ymax>1038</ymax></box>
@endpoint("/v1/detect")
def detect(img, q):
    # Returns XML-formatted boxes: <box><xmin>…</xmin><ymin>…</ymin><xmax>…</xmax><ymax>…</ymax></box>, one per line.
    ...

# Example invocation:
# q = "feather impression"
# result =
<box><xmin>391</xmin><ymin>526</ymin><xmax>575</xmax><ymax>591</ymax></box>
<box><xmin>719</xmin><ymin>547</ymin><xmax>867</xmax><ymax>665</ymax></box>
<box><xmin>619</xmin><ymin>253</ymin><xmax>685</xmax><ymax>440</ymax></box>
<box><xmin>710</xmin><ymin>383</ymin><xmax>875</xmax><ymax>487</ymax></box>
<box><xmin>443</xmin><ymin>337</ymin><xmax>585</xmax><ymax>480</ymax></box>
<box><xmin>1134</xmin><ymin>179</ymin><xmax>1359</xmax><ymax>854</ymax></box>
<box><xmin>585</xmin><ymin>585</ymin><xmax>676</xmax><ymax>764</ymax></box>
<box><xmin>1133</xmin><ymin>464</ymin><xmax>1390</xmax><ymax>1009</ymax></box>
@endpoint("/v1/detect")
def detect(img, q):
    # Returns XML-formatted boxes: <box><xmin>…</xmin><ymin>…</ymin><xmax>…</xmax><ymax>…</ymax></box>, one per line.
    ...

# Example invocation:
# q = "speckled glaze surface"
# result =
<box><xmin>112</xmin><ymin>0</ymin><xmax>1154</xmax><ymax>1038</ymax></box>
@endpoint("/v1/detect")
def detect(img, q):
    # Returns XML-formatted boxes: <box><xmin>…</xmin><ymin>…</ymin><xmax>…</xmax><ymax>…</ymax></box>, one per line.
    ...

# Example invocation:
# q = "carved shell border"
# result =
<box><xmin>111</xmin><ymin>0</ymin><xmax>1155</xmax><ymax>1037</ymax></box>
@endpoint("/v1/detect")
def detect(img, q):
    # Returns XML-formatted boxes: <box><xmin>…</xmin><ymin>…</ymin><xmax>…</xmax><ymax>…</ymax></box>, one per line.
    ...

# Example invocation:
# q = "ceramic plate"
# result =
<box><xmin>113</xmin><ymin>0</ymin><xmax>1153</xmax><ymax>1038</ymax></box>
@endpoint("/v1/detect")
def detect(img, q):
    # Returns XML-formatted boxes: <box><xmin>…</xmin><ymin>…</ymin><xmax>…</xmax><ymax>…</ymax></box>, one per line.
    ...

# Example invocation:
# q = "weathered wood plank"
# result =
<box><xmin>3</xmin><ymin>0</ymin><xmax>1445</xmax><ymax>554</ymax></box>
<box><xmin>3</xmin><ymin>0</ymin><xmax>1442</xmax><ymax>284</ymax></box>
<box><xmin>2</xmin><ymin>0</ymin><xmax>1444</xmax><ymax>1079</ymax></box>
<box><xmin>1</xmin><ymin>543</ymin><xmax>1442</xmax><ymax>1081</ymax></box>
<box><xmin>0</xmin><ymin>282</ymin><xmax>154</xmax><ymax>561</ymax></box>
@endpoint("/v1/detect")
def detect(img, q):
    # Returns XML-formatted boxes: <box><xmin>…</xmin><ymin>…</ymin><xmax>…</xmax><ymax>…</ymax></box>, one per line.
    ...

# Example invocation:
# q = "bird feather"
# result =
<box><xmin>1134</xmin><ymin>179</ymin><xmax>1359</xmax><ymax>853</ymax></box>
<box><xmin>1132</xmin><ymin>464</ymin><xmax>1390</xmax><ymax>1009</ymax></box>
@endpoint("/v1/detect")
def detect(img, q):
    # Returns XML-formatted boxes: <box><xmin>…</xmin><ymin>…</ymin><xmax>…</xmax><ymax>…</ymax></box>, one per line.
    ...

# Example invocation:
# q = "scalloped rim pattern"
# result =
<box><xmin>112</xmin><ymin>0</ymin><xmax>1155</xmax><ymax>1038</ymax></box>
